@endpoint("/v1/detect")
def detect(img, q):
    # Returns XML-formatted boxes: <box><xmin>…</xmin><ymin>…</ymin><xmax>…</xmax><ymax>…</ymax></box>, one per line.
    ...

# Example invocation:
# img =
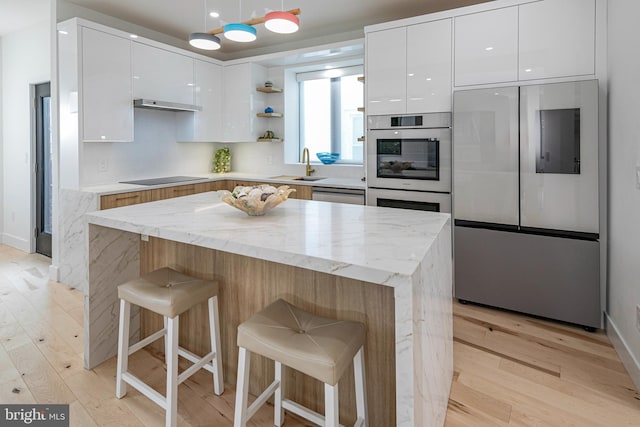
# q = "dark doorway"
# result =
<box><xmin>35</xmin><ymin>82</ymin><xmax>51</xmax><ymax>257</ymax></box>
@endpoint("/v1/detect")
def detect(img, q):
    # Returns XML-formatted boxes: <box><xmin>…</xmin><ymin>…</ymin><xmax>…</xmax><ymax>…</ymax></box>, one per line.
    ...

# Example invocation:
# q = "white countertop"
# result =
<box><xmin>80</xmin><ymin>172</ymin><xmax>365</xmax><ymax>196</ymax></box>
<box><xmin>86</xmin><ymin>192</ymin><xmax>449</xmax><ymax>287</ymax></box>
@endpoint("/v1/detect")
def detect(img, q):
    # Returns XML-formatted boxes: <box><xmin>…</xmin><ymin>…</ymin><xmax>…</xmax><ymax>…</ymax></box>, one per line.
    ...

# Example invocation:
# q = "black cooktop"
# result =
<box><xmin>120</xmin><ymin>176</ymin><xmax>205</xmax><ymax>186</ymax></box>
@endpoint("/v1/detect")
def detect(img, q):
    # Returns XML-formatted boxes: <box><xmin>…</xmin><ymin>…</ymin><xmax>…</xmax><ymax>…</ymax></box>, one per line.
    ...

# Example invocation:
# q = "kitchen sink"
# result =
<box><xmin>269</xmin><ymin>175</ymin><xmax>327</xmax><ymax>182</ymax></box>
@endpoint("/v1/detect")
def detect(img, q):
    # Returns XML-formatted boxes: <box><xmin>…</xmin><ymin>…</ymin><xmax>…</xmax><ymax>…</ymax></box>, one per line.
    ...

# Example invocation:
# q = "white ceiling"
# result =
<box><xmin>0</xmin><ymin>0</ymin><xmax>50</xmax><ymax>36</ymax></box>
<box><xmin>60</xmin><ymin>0</ymin><xmax>489</xmax><ymax>59</ymax></box>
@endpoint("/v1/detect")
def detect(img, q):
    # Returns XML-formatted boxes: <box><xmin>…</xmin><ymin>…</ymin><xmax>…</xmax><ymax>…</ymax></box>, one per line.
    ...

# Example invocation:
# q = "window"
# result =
<box><xmin>297</xmin><ymin>66</ymin><xmax>364</xmax><ymax>164</ymax></box>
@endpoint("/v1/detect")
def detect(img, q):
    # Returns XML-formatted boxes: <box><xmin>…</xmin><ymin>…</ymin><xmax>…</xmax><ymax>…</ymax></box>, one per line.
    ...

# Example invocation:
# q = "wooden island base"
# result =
<box><xmin>139</xmin><ymin>236</ymin><xmax>396</xmax><ymax>426</ymax></box>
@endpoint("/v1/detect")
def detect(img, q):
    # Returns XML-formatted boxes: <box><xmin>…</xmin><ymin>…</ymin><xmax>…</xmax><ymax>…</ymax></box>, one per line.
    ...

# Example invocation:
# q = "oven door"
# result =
<box><xmin>366</xmin><ymin>127</ymin><xmax>451</xmax><ymax>192</ymax></box>
<box><xmin>366</xmin><ymin>188</ymin><xmax>451</xmax><ymax>213</ymax></box>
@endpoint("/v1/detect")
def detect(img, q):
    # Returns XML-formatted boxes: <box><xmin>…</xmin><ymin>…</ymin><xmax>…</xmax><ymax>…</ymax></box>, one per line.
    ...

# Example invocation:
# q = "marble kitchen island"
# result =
<box><xmin>85</xmin><ymin>192</ymin><xmax>452</xmax><ymax>427</ymax></box>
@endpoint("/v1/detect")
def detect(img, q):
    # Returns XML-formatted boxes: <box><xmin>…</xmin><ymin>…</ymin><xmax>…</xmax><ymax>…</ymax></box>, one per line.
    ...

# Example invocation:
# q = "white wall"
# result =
<box><xmin>607</xmin><ymin>0</ymin><xmax>640</xmax><ymax>390</ymax></box>
<box><xmin>81</xmin><ymin>110</ymin><xmax>215</xmax><ymax>186</ymax></box>
<box><xmin>1</xmin><ymin>21</ymin><xmax>51</xmax><ymax>251</ymax></box>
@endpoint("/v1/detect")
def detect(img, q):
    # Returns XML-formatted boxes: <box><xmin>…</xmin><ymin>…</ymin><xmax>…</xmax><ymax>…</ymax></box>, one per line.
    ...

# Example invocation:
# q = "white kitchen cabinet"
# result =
<box><xmin>406</xmin><ymin>19</ymin><xmax>452</xmax><ymax>113</ymax></box>
<box><xmin>177</xmin><ymin>59</ymin><xmax>222</xmax><ymax>141</ymax></box>
<box><xmin>367</xmin><ymin>20</ymin><xmax>452</xmax><ymax>115</ymax></box>
<box><xmin>81</xmin><ymin>27</ymin><xmax>133</xmax><ymax>142</ymax></box>
<box><xmin>519</xmin><ymin>0</ymin><xmax>595</xmax><ymax>80</ymax></box>
<box><xmin>132</xmin><ymin>42</ymin><xmax>195</xmax><ymax>105</ymax></box>
<box><xmin>366</xmin><ymin>27</ymin><xmax>406</xmax><ymax>115</ymax></box>
<box><xmin>221</xmin><ymin>62</ymin><xmax>266</xmax><ymax>142</ymax></box>
<box><xmin>454</xmin><ymin>7</ymin><xmax>518</xmax><ymax>86</ymax></box>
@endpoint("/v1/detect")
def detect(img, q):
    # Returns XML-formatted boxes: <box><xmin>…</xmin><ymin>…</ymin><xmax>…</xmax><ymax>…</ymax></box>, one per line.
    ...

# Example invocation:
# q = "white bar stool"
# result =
<box><xmin>115</xmin><ymin>267</ymin><xmax>224</xmax><ymax>427</ymax></box>
<box><xmin>233</xmin><ymin>299</ymin><xmax>367</xmax><ymax>427</ymax></box>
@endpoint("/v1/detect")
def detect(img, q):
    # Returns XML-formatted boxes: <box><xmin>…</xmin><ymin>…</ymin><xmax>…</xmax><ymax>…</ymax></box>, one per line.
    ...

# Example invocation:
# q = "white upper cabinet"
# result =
<box><xmin>366</xmin><ymin>27</ymin><xmax>407</xmax><ymax>115</ymax></box>
<box><xmin>193</xmin><ymin>60</ymin><xmax>222</xmax><ymax>141</ymax></box>
<box><xmin>406</xmin><ymin>19</ymin><xmax>452</xmax><ymax>113</ymax></box>
<box><xmin>367</xmin><ymin>20</ymin><xmax>452</xmax><ymax>115</ymax></box>
<box><xmin>81</xmin><ymin>27</ymin><xmax>133</xmax><ymax>142</ymax></box>
<box><xmin>176</xmin><ymin>59</ymin><xmax>222</xmax><ymax>142</ymax></box>
<box><xmin>132</xmin><ymin>43</ymin><xmax>195</xmax><ymax>105</ymax></box>
<box><xmin>454</xmin><ymin>7</ymin><xmax>518</xmax><ymax>86</ymax></box>
<box><xmin>519</xmin><ymin>0</ymin><xmax>595</xmax><ymax>80</ymax></box>
<box><xmin>222</xmin><ymin>62</ymin><xmax>267</xmax><ymax>142</ymax></box>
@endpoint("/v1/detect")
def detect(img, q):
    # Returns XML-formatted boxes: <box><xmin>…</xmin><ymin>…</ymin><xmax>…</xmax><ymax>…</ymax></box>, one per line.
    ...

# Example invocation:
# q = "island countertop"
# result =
<box><xmin>84</xmin><ymin>193</ymin><xmax>453</xmax><ymax>427</ymax></box>
<box><xmin>86</xmin><ymin>191</ymin><xmax>449</xmax><ymax>288</ymax></box>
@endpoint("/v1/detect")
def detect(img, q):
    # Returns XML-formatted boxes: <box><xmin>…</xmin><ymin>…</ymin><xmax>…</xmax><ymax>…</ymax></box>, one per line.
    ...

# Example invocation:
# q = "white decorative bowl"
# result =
<box><xmin>219</xmin><ymin>185</ymin><xmax>296</xmax><ymax>216</ymax></box>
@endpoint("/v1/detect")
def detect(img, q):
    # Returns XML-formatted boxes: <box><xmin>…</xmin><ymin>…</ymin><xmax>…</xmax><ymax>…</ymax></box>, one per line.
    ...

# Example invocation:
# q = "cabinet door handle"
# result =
<box><xmin>115</xmin><ymin>194</ymin><xmax>139</xmax><ymax>201</ymax></box>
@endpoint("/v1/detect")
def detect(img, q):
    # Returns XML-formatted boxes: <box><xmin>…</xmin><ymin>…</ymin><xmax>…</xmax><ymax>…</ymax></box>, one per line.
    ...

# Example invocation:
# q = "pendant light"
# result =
<box><xmin>189</xmin><ymin>0</ymin><xmax>220</xmax><ymax>50</ymax></box>
<box><xmin>264</xmin><ymin>0</ymin><xmax>299</xmax><ymax>35</ymax></box>
<box><xmin>224</xmin><ymin>0</ymin><xmax>257</xmax><ymax>42</ymax></box>
<box><xmin>223</xmin><ymin>23</ymin><xmax>257</xmax><ymax>42</ymax></box>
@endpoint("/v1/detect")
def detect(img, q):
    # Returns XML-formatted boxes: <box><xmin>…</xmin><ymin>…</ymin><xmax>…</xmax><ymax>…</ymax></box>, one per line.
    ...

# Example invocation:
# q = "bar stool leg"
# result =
<box><xmin>353</xmin><ymin>346</ymin><xmax>368</xmax><ymax>426</ymax></box>
<box><xmin>324</xmin><ymin>383</ymin><xmax>339</xmax><ymax>427</ymax></box>
<box><xmin>234</xmin><ymin>347</ymin><xmax>251</xmax><ymax>427</ymax></box>
<box><xmin>274</xmin><ymin>361</ymin><xmax>284</xmax><ymax>426</ymax></box>
<box><xmin>116</xmin><ymin>299</ymin><xmax>130</xmax><ymax>399</ymax></box>
<box><xmin>165</xmin><ymin>316</ymin><xmax>179</xmax><ymax>427</ymax></box>
<box><xmin>163</xmin><ymin>316</ymin><xmax>169</xmax><ymax>364</ymax></box>
<box><xmin>208</xmin><ymin>295</ymin><xmax>224</xmax><ymax>395</ymax></box>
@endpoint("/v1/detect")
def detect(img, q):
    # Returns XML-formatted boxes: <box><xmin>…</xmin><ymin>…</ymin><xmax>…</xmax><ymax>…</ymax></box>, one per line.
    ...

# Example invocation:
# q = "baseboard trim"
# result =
<box><xmin>605</xmin><ymin>312</ymin><xmax>640</xmax><ymax>392</ymax></box>
<box><xmin>49</xmin><ymin>264</ymin><xmax>60</xmax><ymax>282</ymax></box>
<box><xmin>1</xmin><ymin>233</ymin><xmax>31</xmax><ymax>253</ymax></box>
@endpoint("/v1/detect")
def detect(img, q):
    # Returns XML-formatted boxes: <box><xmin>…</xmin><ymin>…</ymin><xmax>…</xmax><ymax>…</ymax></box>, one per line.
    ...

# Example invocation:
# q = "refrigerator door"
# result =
<box><xmin>453</xmin><ymin>86</ymin><xmax>519</xmax><ymax>226</ymax></box>
<box><xmin>520</xmin><ymin>80</ymin><xmax>599</xmax><ymax>234</ymax></box>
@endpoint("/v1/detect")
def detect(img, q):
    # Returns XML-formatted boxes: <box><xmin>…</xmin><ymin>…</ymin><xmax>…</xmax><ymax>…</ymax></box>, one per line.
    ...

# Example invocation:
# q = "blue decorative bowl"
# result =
<box><xmin>316</xmin><ymin>152</ymin><xmax>340</xmax><ymax>164</ymax></box>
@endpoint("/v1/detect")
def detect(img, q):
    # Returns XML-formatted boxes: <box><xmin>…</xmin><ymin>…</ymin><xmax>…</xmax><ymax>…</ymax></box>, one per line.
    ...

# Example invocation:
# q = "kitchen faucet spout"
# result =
<box><xmin>302</xmin><ymin>147</ymin><xmax>315</xmax><ymax>177</ymax></box>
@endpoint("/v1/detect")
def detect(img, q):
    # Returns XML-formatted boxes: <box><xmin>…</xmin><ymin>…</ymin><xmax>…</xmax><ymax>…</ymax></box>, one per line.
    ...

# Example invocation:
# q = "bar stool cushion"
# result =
<box><xmin>118</xmin><ymin>267</ymin><xmax>218</xmax><ymax>318</ymax></box>
<box><xmin>237</xmin><ymin>299</ymin><xmax>365</xmax><ymax>386</ymax></box>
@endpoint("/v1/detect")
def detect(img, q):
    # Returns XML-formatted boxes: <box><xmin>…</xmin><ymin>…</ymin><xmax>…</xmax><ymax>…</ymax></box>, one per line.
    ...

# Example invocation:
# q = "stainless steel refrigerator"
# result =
<box><xmin>453</xmin><ymin>80</ymin><xmax>602</xmax><ymax>329</ymax></box>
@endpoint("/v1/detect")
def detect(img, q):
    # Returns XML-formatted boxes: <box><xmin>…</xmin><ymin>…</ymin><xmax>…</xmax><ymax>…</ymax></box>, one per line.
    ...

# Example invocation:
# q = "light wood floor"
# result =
<box><xmin>0</xmin><ymin>245</ymin><xmax>638</xmax><ymax>426</ymax></box>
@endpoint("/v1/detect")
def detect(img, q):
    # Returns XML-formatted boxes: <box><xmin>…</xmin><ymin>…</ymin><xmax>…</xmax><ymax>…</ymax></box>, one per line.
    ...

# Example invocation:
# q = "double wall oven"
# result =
<box><xmin>366</xmin><ymin>112</ymin><xmax>451</xmax><ymax>212</ymax></box>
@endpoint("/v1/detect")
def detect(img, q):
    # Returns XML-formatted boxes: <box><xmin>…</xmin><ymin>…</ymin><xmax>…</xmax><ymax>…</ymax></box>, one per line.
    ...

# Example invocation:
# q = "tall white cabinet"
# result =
<box><xmin>366</xmin><ymin>19</ymin><xmax>452</xmax><ymax>115</ymax></box>
<box><xmin>81</xmin><ymin>27</ymin><xmax>133</xmax><ymax>142</ymax></box>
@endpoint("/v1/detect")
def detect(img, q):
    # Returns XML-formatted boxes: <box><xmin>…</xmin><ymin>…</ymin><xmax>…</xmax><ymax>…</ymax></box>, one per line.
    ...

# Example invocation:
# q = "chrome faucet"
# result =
<box><xmin>301</xmin><ymin>147</ymin><xmax>315</xmax><ymax>177</ymax></box>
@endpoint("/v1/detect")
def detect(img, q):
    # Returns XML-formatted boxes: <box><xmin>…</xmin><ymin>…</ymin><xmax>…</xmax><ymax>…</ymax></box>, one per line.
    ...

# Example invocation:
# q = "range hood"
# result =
<box><xmin>133</xmin><ymin>99</ymin><xmax>202</xmax><ymax>112</ymax></box>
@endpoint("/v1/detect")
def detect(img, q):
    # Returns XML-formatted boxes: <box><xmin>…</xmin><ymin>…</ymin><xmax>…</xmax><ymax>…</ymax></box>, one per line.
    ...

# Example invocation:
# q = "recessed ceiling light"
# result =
<box><xmin>58</xmin><ymin>30</ymin><xmax>68</xmax><ymax>35</ymax></box>
<box><xmin>408</xmin><ymin>73</ymin><xmax>415</xmax><ymax>77</ymax></box>
<box><xmin>485</xmin><ymin>46</ymin><xmax>494</xmax><ymax>51</ymax></box>
<box><xmin>525</xmin><ymin>68</ymin><xmax>532</xmax><ymax>72</ymax></box>
<box><xmin>426</xmin><ymin>77</ymin><xmax>432</xmax><ymax>81</ymax></box>
<box><xmin>129</xmin><ymin>34</ymin><xmax>138</xmax><ymax>39</ymax></box>
<box><xmin>209</xmin><ymin>11</ymin><xmax>220</xmax><ymax>18</ymax></box>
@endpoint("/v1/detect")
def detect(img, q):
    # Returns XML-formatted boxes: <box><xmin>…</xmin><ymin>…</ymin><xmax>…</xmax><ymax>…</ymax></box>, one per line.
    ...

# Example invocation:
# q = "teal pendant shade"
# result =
<box><xmin>223</xmin><ymin>23</ymin><xmax>257</xmax><ymax>42</ymax></box>
<box><xmin>189</xmin><ymin>32</ymin><xmax>221</xmax><ymax>50</ymax></box>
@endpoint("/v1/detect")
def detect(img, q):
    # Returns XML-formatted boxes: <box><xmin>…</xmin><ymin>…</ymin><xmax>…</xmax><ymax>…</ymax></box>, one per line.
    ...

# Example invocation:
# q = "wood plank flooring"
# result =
<box><xmin>1</xmin><ymin>245</ymin><xmax>639</xmax><ymax>426</ymax></box>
